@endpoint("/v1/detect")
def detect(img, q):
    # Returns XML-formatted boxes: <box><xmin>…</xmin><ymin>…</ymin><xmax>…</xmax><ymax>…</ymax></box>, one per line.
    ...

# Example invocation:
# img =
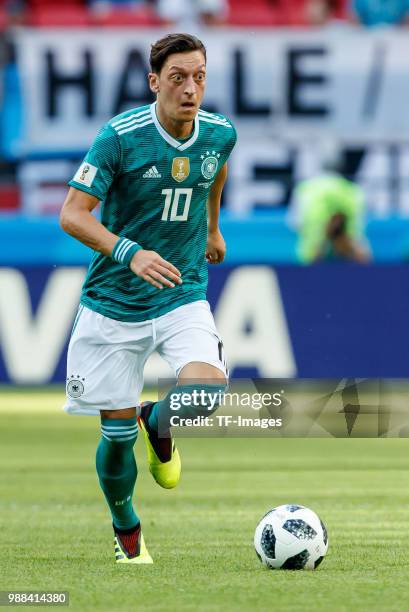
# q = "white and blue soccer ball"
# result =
<box><xmin>254</xmin><ymin>504</ymin><xmax>328</xmax><ymax>570</ymax></box>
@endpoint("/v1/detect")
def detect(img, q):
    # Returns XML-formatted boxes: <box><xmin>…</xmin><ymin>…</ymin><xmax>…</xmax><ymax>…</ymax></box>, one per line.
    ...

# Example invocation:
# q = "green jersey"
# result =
<box><xmin>69</xmin><ymin>103</ymin><xmax>237</xmax><ymax>321</ymax></box>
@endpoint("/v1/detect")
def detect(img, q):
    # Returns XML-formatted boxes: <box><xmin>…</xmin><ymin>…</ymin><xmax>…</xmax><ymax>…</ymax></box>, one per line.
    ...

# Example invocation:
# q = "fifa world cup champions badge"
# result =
<box><xmin>172</xmin><ymin>157</ymin><xmax>190</xmax><ymax>182</ymax></box>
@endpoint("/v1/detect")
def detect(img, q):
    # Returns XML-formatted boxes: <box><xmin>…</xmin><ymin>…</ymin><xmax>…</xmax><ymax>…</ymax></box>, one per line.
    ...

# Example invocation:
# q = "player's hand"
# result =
<box><xmin>326</xmin><ymin>213</ymin><xmax>346</xmax><ymax>239</ymax></box>
<box><xmin>130</xmin><ymin>250</ymin><xmax>182</xmax><ymax>290</ymax></box>
<box><xmin>206</xmin><ymin>229</ymin><xmax>226</xmax><ymax>264</ymax></box>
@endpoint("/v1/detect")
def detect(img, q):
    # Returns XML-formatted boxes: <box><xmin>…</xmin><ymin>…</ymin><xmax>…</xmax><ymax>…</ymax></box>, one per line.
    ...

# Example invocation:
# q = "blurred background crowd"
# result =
<box><xmin>2</xmin><ymin>0</ymin><xmax>409</xmax><ymax>28</ymax></box>
<box><xmin>2</xmin><ymin>1</ymin><xmax>409</xmax><ymax>260</ymax></box>
<box><xmin>1</xmin><ymin>0</ymin><xmax>409</xmax><ymax>383</ymax></box>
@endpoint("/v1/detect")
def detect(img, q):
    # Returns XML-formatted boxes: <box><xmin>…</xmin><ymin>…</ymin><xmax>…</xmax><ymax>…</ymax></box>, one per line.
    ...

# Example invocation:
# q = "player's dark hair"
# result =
<box><xmin>150</xmin><ymin>33</ymin><xmax>206</xmax><ymax>74</ymax></box>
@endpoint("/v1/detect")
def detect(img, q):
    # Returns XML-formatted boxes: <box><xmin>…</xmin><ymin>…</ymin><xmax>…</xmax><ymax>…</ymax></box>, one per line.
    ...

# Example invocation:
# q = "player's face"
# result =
<box><xmin>149</xmin><ymin>51</ymin><xmax>206</xmax><ymax>123</ymax></box>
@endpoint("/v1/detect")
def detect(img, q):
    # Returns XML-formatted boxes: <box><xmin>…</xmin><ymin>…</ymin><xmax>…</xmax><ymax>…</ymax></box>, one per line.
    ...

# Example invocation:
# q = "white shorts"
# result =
<box><xmin>63</xmin><ymin>300</ymin><xmax>227</xmax><ymax>416</ymax></box>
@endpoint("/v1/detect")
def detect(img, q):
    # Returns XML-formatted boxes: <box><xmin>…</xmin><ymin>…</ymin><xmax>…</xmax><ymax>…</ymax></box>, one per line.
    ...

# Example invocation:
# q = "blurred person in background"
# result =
<box><xmin>88</xmin><ymin>0</ymin><xmax>147</xmax><ymax>8</ymax></box>
<box><xmin>352</xmin><ymin>0</ymin><xmax>409</xmax><ymax>27</ymax></box>
<box><xmin>280</xmin><ymin>0</ymin><xmax>349</xmax><ymax>26</ymax></box>
<box><xmin>294</xmin><ymin>145</ymin><xmax>371</xmax><ymax>263</ymax></box>
<box><xmin>304</xmin><ymin>0</ymin><xmax>349</xmax><ymax>25</ymax></box>
<box><xmin>156</xmin><ymin>0</ymin><xmax>227</xmax><ymax>26</ymax></box>
<box><xmin>4</xmin><ymin>0</ymin><xmax>26</xmax><ymax>24</ymax></box>
<box><xmin>88</xmin><ymin>0</ymin><xmax>149</xmax><ymax>13</ymax></box>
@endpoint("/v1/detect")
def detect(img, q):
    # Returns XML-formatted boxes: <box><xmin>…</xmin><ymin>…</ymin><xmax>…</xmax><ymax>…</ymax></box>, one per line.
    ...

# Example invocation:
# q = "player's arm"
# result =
<box><xmin>206</xmin><ymin>162</ymin><xmax>227</xmax><ymax>264</ymax></box>
<box><xmin>60</xmin><ymin>187</ymin><xmax>182</xmax><ymax>289</ymax></box>
<box><xmin>60</xmin><ymin>187</ymin><xmax>116</xmax><ymax>254</ymax></box>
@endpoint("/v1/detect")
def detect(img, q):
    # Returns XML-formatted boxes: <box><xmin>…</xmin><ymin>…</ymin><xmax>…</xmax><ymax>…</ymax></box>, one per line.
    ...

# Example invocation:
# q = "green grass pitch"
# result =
<box><xmin>1</xmin><ymin>388</ymin><xmax>409</xmax><ymax>611</ymax></box>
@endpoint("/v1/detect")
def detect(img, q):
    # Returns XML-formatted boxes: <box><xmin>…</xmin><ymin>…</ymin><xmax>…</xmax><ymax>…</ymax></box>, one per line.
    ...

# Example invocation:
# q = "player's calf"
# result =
<box><xmin>96</xmin><ymin>416</ymin><xmax>139</xmax><ymax>531</ymax></box>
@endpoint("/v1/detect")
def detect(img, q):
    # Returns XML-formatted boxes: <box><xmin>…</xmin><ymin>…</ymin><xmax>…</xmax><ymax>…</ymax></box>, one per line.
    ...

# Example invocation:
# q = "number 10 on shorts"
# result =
<box><xmin>161</xmin><ymin>188</ymin><xmax>192</xmax><ymax>221</ymax></box>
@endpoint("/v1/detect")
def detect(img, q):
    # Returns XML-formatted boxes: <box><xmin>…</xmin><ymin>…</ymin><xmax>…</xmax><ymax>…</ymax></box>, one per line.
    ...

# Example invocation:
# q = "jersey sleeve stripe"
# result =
<box><xmin>111</xmin><ymin>109</ymin><xmax>151</xmax><ymax>127</ymax></box>
<box><xmin>198</xmin><ymin>110</ymin><xmax>230</xmax><ymax>124</ymax></box>
<box><xmin>113</xmin><ymin>114</ymin><xmax>153</xmax><ymax>132</ymax></box>
<box><xmin>198</xmin><ymin>109</ymin><xmax>225</xmax><ymax>118</ymax></box>
<box><xmin>116</xmin><ymin>120</ymin><xmax>153</xmax><ymax>136</ymax></box>
<box><xmin>199</xmin><ymin>116</ymin><xmax>232</xmax><ymax>128</ymax></box>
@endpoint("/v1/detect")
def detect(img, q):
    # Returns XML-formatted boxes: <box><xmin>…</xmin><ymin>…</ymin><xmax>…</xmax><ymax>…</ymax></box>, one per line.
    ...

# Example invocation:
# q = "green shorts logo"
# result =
<box><xmin>201</xmin><ymin>156</ymin><xmax>219</xmax><ymax>180</ymax></box>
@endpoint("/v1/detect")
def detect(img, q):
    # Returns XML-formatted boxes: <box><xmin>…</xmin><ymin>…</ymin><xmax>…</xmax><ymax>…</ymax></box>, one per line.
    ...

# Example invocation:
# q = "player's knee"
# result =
<box><xmin>169</xmin><ymin>383</ymin><xmax>227</xmax><ymax>419</ymax></box>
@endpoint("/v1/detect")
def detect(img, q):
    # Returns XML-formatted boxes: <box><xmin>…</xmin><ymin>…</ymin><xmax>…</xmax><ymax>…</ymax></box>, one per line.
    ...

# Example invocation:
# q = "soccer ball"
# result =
<box><xmin>254</xmin><ymin>504</ymin><xmax>328</xmax><ymax>570</ymax></box>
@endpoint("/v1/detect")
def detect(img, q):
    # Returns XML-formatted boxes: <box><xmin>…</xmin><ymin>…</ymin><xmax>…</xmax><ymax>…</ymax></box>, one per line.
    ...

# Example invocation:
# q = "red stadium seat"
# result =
<box><xmin>332</xmin><ymin>0</ymin><xmax>350</xmax><ymax>20</ymax></box>
<box><xmin>28</xmin><ymin>5</ymin><xmax>91</xmax><ymax>26</ymax></box>
<box><xmin>228</xmin><ymin>0</ymin><xmax>283</xmax><ymax>26</ymax></box>
<box><xmin>0</xmin><ymin>7</ymin><xmax>7</xmax><ymax>31</ymax></box>
<box><xmin>279</xmin><ymin>0</ymin><xmax>306</xmax><ymax>25</ymax></box>
<box><xmin>280</xmin><ymin>0</ymin><xmax>350</xmax><ymax>26</ymax></box>
<box><xmin>92</xmin><ymin>6</ymin><xmax>162</xmax><ymax>27</ymax></box>
<box><xmin>0</xmin><ymin>185</ymin><xmax>20</xmax><ymax>211</ymax></box>
<box><xmin>28</xmin><ymin>0</ymin><xmax>84</xmax><ymax>6</ymax></box>
<box><xmin>228</xmin><ymin>0</ymin><xmax>350</xmax><ymax>27</ymax></box>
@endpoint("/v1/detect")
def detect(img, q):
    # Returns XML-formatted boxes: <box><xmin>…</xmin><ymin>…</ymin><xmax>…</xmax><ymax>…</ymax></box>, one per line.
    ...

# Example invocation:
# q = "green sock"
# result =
<box><xmin>148</xmin><ymin>383</ymin><xmax>227</xmax><ymax>434</ymax></box>
<box><xmin>96</xmin><ymin>417</ymin><xmax>139</xmax><ymax>530</ymax></box>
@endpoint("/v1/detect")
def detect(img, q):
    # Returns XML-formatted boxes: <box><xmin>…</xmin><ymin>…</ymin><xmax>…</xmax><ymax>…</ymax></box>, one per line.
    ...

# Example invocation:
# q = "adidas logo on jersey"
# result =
<box><xmin>143</xmin><ymin>166</ymin><xmax>162</xmax><ymax>179</ymax></box>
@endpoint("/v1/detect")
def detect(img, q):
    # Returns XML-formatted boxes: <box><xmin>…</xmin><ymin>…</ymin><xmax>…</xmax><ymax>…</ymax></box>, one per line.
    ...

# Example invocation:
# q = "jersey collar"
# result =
<box><xmin>150</xmin><ymin>102</ymin><xmax>199</xmax><ymax>151</ymax></box>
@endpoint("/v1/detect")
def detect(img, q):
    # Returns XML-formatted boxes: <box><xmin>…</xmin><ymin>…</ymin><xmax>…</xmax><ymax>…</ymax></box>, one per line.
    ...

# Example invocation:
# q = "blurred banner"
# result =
<box><xmin>8</xmin><ymin>28</ymin><xmax>409</xmax><ymax>151</ymax></box>
<box><xmin>4</xmin><ymin>28</ymin><xmax>409</xmax><ymax>215</ymax></box>
<box><xmin>1</xmin><ymin>263</ymin><xmax>409</xmax><ymax>384</ymax></box>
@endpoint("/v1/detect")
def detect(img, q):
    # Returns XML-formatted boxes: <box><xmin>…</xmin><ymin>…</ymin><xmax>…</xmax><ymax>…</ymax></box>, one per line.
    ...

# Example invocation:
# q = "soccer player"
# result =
<box><xmin>60</xmin><ymin>33</ymin><xmax>237</xmax><ymax>564</ymax></box>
